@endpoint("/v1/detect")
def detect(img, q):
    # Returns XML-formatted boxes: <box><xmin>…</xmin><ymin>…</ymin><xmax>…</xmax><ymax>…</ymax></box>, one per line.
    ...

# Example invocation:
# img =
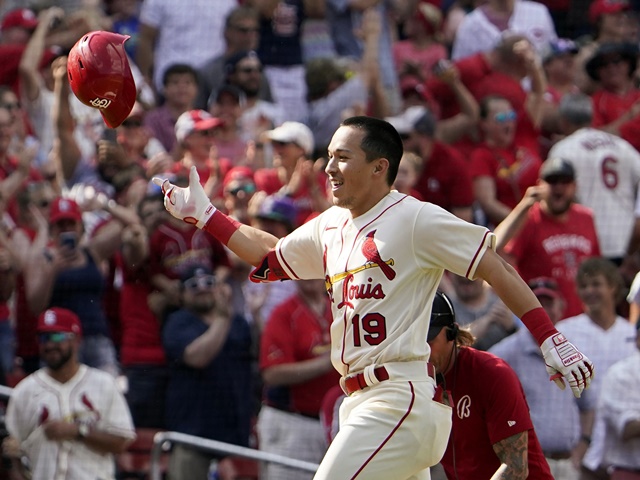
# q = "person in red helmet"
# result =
<box><xmin>67</xmin><ymin>30</ymin><xmax>137</xmax><ymax>128</ymax></box>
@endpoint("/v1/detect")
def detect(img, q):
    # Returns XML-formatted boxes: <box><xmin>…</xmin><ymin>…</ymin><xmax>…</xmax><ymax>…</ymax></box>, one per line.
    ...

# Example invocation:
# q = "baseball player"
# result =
<box><xmin>548</xmin><ymin>92</ymin><xmax>640</xmax><ymax>263</ymax></box>
<box><xmin>1</xmin><ymin>307</ymin><xmax>136</xmax><ymax>480</ymax></box>
<box><xmin>152</xmin><ymin>115</ymin><xmax>593</xmax><ymax>479</ymax></box>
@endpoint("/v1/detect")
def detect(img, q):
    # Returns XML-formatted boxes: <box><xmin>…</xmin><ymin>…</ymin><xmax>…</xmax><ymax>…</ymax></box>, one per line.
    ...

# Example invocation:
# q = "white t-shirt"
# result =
<box><xmin>452</xmin><ymin>0</ymin><xmax>557</xmax><ymax>60</ymax></box>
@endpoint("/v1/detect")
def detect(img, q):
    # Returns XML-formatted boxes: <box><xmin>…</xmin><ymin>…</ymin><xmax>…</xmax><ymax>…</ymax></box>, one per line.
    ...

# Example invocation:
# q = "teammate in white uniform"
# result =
<box><xmin>549</xmin><ymin>92</ymin><xmax>640</xmax><ymax>262</ymax></box>
<box><xmin>153</xmin><ymin>116</ymin><xmax>593</xmax><ymax>479</ymax></box>
<box><xmin>2</xmin><ymin>308</ymin><xmax>136</xmax><ymax>480</ymax></box>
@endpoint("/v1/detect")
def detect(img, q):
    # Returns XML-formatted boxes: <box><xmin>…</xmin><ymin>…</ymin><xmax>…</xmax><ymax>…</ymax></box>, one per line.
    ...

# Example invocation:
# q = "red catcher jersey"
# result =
<box><xmin>504</xmin><ymin>203</ymin><xmax>600</xmax><ymax>318</ymax></box>
<box><xmin>438</xmin><ymin>348</ymin><xmax>553</xmax><ymax>480</ymax></box>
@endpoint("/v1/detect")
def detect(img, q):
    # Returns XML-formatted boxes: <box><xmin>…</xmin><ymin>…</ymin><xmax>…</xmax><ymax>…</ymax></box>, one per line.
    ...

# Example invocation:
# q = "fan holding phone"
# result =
<box><xmin>23</xmin><ymin>197</ymin><xmax>124</xmax><ymax>376</ymax></box>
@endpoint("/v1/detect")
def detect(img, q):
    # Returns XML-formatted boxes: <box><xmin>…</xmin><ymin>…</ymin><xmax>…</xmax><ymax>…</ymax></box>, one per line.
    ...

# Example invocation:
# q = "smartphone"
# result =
<box><xmin>101</xmin><ymin>128</ymin><xmax>118</xmax><ymax>143</ymax></box>
<box><xmin>59</xmin><ymin>232</ymin><xmax>77</xmax><ymax>250</ymax></box>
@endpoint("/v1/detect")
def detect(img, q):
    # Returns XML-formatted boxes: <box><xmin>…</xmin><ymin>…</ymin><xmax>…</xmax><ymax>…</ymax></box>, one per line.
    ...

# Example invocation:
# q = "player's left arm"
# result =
<box><xmin>475</xmin><ymin>248</ymin><xmax>594</xmax><ymax>397</ymax></box>
<box><xmin>492</xmin><ymin>431</ymin><xmax>529</xmax><ymax>480</ymax></box>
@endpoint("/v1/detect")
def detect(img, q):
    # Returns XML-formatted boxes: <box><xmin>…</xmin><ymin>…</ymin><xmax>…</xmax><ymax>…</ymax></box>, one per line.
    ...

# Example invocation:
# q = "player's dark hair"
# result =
<box><xmin>162</xmin><ymin>64</ymin><xmax>199</xmax><ymax>87</ymax></box>
<box><xmin>559</xmin><ymin>93</ymin><xmax>593</xmax><ymax>127</ymax></box>
<box><xmin>341</xmin><ymin>116</ymin><xmax>403</xmax><ymax>186</ymax></box>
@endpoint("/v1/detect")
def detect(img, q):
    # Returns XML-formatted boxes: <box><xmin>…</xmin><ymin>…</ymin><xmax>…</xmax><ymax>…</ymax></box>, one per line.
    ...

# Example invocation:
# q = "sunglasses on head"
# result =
<box><xmin>183</xmin><ymin>274</ymin><xmax>216</xmax><ymax>291</ymax></box>
<box><xmin>494</xmin><ymin>111</ymin><xmax>517</xmax><ymax>123</ymax></box>
<box><xmin>38</xmin><ymin>332</ymin><xmax>75</xmax><ymax>343</ymax></box>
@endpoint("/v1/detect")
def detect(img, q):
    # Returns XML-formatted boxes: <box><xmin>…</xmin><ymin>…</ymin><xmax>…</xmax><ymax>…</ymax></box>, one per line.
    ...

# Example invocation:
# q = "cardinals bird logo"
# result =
<box><xmin>362</xmin><ymin>230</ymin><xmax>396</xmax><ymax>280</ymax></box>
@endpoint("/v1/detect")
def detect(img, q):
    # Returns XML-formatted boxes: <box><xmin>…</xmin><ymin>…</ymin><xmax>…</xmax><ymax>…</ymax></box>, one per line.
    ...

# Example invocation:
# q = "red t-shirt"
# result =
<box><xmin>148</xmin><ymin>222</ymin><xmax>231</xmax><ymax>280</ymax></box>
<box><xmin>260</xmin><ymin>294</ymin><xmax>340</xmax><ymax>415</ymax></box>
<box><xmin>504</xmin><ymin>203</ymin><xmax>600</xmax><ymax>318</ymax></box>
<box><xmin>592</xmin><ymin>89</ymin><xmax>640</xmax><ymax>152</ymax></box>
<box><xmin>426</xmin><ymin>53</ymin><xmax>540</xmax><ymax>152</ymax></box>
<box><xmin>414</xmin><ymin>142</ymin><xmax>474</xmax><ymax>211</ymax></box>
<box><xmin>438</xmin><ymin>348</ymin><xmax>553</xmax><ymax>480</ymax></box>
<box><xmin>116</xmin><ymin>252</ymin><xmax>166</xmax><ymax>366</ymax></box>
<box><xmin>470</xmin><ymin>143</ymin><xmax>542</xmax><ymax>209</ymax></box>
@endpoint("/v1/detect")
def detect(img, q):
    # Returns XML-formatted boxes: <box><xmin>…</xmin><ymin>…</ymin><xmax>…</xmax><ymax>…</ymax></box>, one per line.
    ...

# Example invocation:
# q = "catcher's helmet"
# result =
<box><xmin>67</xmin><ymin>31</ymin><xmax>136</xmax><ymax>128</ymax></box>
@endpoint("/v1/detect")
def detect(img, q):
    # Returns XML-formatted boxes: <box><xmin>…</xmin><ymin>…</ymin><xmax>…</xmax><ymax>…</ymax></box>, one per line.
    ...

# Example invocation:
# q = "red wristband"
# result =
<box><xmin>520</xmin><ymin>307</ymin><xmax>558</xmax><ymax>346</ymax></box>
<box><xmin>203</xmin><ymin>210</ymin><xmax>242</xmax><ymax>245</ymax></box>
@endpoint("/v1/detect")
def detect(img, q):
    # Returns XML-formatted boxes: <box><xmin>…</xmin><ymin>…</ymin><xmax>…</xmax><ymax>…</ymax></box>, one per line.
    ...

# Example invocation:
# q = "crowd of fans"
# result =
<box><xmin>0</xmin><ymin>0</ymin><xmax>639</xmax><ymax>478</ymax></box>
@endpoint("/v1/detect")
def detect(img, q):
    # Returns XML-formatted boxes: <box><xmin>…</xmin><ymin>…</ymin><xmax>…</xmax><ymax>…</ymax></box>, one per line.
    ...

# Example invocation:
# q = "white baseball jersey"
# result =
<box><xmin>549</xmin><ymin>128</ymin><xmax>640</xmax><ymax>259</ymax></box>
<box><xmin>451</xmin><ymin>0</ymin><xmax>557</xmax><ymax>61</ymax></box>
<box><xmin>6</xmin><ymin>365</ymin><xmax>136</xmax><ymax>480</ymax></box>
<box><xmin>272</xmin><ymin>191</ymin><xmax>495</xmax><ymax>376</ymax></box>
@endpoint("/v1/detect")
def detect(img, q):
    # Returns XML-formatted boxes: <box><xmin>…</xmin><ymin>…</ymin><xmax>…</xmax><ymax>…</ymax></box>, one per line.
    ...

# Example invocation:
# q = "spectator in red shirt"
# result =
<box><xmin>425</xmin><ymin>34</ymin><xmax>546</xmax><ymax>156</ymax></box>
<box><xmin>574</xmin><ymin>0</ymin><xmax>634</xmax><ymax>94</ymax></box>
<box><xmin>470</xmin><ymin>95</ymin><xmax>543</xmax><ymax>227</ymax></box>
<box><xmin>408</xmin><ymin>109</ymin><xmax>474</xmax><ymax>222</ymax></box>
<box><xmin>393</xmin><ymin>3</ymin><xmax>448</xmax><ymax>85</ymax></box>
<box><xmin>586</xmin><ymin>42</ymin><xmax>640</xmax><ymax>152</ymax></box>
<box><xmin>428</xmin><ymin>291</ymin><xmax>554</xmax><ymax>480</ymax></box>
<box><xmin>495</xmin><ymin>157</ymin><xmax>601</xmax><ymax>318</ymax></box>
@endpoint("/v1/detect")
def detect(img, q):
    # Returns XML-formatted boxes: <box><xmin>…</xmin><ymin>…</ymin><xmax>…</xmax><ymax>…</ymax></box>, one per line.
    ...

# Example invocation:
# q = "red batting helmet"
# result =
<box><xmin>67</xmin><ymin>31</ymin><xmax>136</xmax><ymax>128</ymax></box>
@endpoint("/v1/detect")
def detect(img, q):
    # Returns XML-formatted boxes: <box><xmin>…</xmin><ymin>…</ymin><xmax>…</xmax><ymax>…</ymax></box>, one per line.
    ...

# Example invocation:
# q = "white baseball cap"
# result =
<box><xmin>265</xmin><ymin>121</ymin><xmax>314</xmax><ymax>156</ymax></box>
<box><xmin>175</xmin><ymin>109</ymin><xmax>224</xmax><ymax>143</ymax></box>
<box><xmin>385</xmin><ymin>106</ymin><xmax>427</xmax><ymax>136</ymax></box>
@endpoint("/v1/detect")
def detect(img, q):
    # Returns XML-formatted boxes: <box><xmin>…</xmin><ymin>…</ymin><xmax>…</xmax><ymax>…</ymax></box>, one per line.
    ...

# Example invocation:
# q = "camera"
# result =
<box><xmin>59</xmin><ymin>232</ymin><xmax>77</xmax><ymax>250</ymax></box>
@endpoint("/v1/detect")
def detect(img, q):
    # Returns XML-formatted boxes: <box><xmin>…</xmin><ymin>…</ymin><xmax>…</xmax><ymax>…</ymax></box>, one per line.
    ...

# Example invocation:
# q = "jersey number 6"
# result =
<box><xmin>352</xmin><ymin>313</ymin><xmax>387</xmax><ymax>346</ymax></box>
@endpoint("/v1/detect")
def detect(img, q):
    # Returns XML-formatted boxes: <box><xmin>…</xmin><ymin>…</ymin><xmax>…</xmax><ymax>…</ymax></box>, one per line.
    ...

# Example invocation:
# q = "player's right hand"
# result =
<box><xmin>541</xmin><ymin>332</ymin><xmax>594</xmax><ymax>398</ymax></box>
<box><xmin>152</xmin><ymin>166</ymin><xmax>216</xmax><ymax>229</ymax></box>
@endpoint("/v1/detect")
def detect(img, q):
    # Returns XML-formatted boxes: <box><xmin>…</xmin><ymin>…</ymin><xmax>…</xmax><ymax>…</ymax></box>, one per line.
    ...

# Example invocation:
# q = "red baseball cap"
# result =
<box><xmin>49</xmin><ymin>197</ymin><xmax>82</xmax><ymax>224</ymax></box>
<box><xmin>223</xmin><ymin>166</ymin><xmax>254</xmax><ymax>190</ymax></box>
<box><xmin>175</xmin><ymin>110</ymin><xmax>224</xmax><ymax>143</ymax></box>
<box><xmin>37</xmin><ymin>307</ymin><xmax>82</xmax><ymax>336</ymax></box>
<box><xmin>527</xmin><ymin>277</ymin><xmax>561</xmax><ymax>299</ymax></box>
<box><xmin>1</xmin><ymin>8</ymin><xmax>38</xmax><ymax>32</ymax></box>
<box><xmin>589</xmin><ymin>0</ymin><xmax>630</xmax><ymax>24</ymax></box>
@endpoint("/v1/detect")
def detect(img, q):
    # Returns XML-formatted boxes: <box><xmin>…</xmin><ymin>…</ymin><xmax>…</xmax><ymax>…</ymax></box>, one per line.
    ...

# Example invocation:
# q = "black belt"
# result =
<box><xmin>343</xmin><ymin>363</ymin><xmax>436</xmax><ymax>396</ymax></box>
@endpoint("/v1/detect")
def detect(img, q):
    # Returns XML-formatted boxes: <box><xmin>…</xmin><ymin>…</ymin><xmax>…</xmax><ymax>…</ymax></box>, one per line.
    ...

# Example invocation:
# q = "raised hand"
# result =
<box><xmin>541</xmin><ymin>332</ymin><xmax>594</xmax><ymax>398</ymax></box>
<box><xmin>152</xmin><ymin>166</ymin><xmax>216</xmax><ymax>229</ymax></box>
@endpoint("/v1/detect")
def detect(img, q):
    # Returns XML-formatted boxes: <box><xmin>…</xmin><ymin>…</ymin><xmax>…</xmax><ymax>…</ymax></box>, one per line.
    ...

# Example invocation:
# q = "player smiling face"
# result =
<box><xmin>325</xmin><ymin>125</ymin><xmax>389</xmax><ymax>218</ymax></box>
